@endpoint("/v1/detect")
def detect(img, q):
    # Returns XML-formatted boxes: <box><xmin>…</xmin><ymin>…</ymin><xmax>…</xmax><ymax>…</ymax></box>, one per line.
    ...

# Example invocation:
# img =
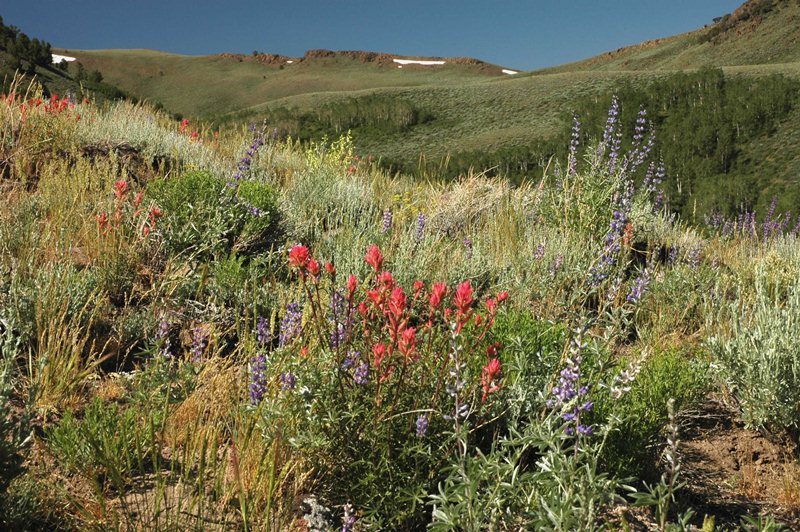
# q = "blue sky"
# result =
<box><xmin>3</xmin><ymin>1</ymin><xmax>745</xmax><ymax>70</ymax></box>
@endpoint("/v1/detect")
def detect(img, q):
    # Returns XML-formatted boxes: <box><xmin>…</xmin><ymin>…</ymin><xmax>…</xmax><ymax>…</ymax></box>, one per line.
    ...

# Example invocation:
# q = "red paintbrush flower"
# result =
<box><xmin>481</xmin><ymin>357</ymin><xmax>502</xmax><ymax>402</ymax></box>
<box><xmin>378</xmin><ymin>270</ymin><xmax>394</xmax><ymax>289</ymax></box>
<box><xmin>288</xmin><ymin>244</ymin><xmax>310</xmax><ymax>270</ymax></box>
<box><xmin>307</xmin><ymin>259</ymin><xmax>320</xmax><ymax>281</ymax></box>
<box><xmin>429</xmin><ymin>282</ymin><xmax>447</xmax><ymax>309</ymax></box>
<box><xmin>373</xmin><ymin>343</ymin><xmax>386</xmax><ymax>367</ymax></box>
<box><xmin>454</xmin><ymin>281</ymin><xmax>474</xmax><ymax>315</ymax></box>
<box><xmin>365</xmin><ymin>244</ymin><xmax>383</xmax><ymax>272</ymax></box>
<box><xmin>113</xmin><ymin>179</ymin><xmax>129</xmax><ymax>200</ymax></box>
<box><xmin>347</xmin><ymin>274</ymin><xmax>358</xmax><ymax>300</ymax></box>
<box><xmin>398</xmin><ymin>326</ymin><xmax>417</xmax><ymax>361</ymax></box>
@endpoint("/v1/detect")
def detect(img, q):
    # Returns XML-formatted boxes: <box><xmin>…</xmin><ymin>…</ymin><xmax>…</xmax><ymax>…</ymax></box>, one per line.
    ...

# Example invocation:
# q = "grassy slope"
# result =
<box><xmin>539</xmin><ymin>0</ymin><xmax>800</xmax><ymax>73</ymax></box>
<box><xmin>56</xmin><ymin>0</ymin><xmax>800</xmax><ymax>199</ymax></box>
<box><xmin>67</xmin><ymin>49</ymin><xmax>505</xmax><ymax>119</ymax></box>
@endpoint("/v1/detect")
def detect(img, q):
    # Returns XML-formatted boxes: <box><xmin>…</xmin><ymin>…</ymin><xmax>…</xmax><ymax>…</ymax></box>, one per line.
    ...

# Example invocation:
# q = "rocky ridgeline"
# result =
<box><xmin>216</xmin><ymin>48</ymin><xmax>503</xmax><ymax>72</ymax></box>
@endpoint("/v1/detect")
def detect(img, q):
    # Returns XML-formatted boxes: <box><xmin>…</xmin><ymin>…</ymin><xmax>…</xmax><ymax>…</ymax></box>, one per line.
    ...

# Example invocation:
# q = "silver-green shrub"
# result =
<box><xmin>707</xmin><ymin>267</ymin><xmax>800</xmax><ymax>433</ymax></box>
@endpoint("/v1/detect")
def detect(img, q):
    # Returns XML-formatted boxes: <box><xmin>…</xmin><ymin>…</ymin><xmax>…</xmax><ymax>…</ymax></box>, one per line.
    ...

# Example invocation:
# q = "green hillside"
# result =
<box><xmin>67</xmin><ymin>48</ymin><xmax>511</xmax><ymax>119</ymax></box>
<box><xmin>0</xmin><ymin>16</ymin><xmax>127</xmax><ymax>103</ymax></box>
<box><xmin>540</xmin><ymin>0</ymin><xmax>800</xmax><ymax>73</ymax></box>
<box><xmin>50</xmin><ymin>0</ymin><xmax>800</xmax><ymax>218</ymax></box>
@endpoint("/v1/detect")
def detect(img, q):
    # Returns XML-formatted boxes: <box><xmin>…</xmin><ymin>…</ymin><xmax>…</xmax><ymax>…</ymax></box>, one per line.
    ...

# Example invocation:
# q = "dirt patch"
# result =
<box><xmin>678</xmin><ymin>398</ymin><xmax>800</xmax><ymax>528</ymax></box>
<box><xmin>607</xmin><ymin>397</ymin><xmax>800</xmax><ymax>530</ymax></box>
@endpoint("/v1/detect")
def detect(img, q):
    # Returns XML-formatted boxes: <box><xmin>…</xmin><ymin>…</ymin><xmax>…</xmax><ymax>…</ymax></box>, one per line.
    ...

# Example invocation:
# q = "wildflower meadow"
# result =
<box><xmin>1</xmin><ymin>74</ymin><xmax>799</xmax><ymax>530</ymax></box>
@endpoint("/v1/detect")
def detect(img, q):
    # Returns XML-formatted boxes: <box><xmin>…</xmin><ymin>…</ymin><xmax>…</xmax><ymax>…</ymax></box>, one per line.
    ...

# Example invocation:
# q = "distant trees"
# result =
<box><xmin>259</xmin><ymin>94</ymin><xmax>434</xmax><ymax>141</ymax></box>
<box><xmin>360</xmin><ymin>68</ymin><xmax>800</xmax><ymax>217</ymax></box>
<box><xmin>553</xmin><ymin>68</ymin><xmax>799</xmax><ymax>216</ymax></box>
<box><xmin>0</xmin><ymin>16</ymin><xmax>53</xmax><ymax>67</ymax></box>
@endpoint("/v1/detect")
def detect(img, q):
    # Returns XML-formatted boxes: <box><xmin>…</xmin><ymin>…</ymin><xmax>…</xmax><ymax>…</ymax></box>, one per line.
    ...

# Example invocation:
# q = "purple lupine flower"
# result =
<box><xmin>256</xmin><ymin>316</ymin><xmax>270</xmax><ymax>347</ymax></box>
<box><xmin>549</xmin><ymin>254</ymin><xmax>564</xmax><ymax>277</ymax></box>
<box><xmin>667</xmin><ymin>246</ymin><xmax>678</xmax><ymax>265</ymax></box>
<box><xmin>415</xmin><ymin>414</ymin><xmax>429</xmax><ymax>437</ymax></box>
<box><xmin>632</xmin><ymin>106</ymin><xmax>647</xmax><ymax>147</ymax></box>
<box><xmin>627</xmin><ymin>106</ymin><xmax>651</xmax><ymax>173</ymax></box>
<box><xmin>653</xmin><ymin>190</ymin><xmax>665</xmax><ymax>212</ymax></box>
<box><xmin>533</xmin><ymin>243</ymin><xmax>545</xmax><ymax>260</ymax></box>
<box><xmin>686</xmin><ymin>246</ymin><xmax>702</xmax><ymax>269</ymax></box>
<box><xmin>156</xmin><ymin>315</ymin><xmax>170</xmax><ymax>341</ymax></box>
<box><xmin>463</xmin><ymin>237</ymin><xmax>473</xmax><ymax>259</ymax></box>
<box><xmin>414</xmin><ymin>213</ymin><xmax>426</xmax><ymax>244</ymax></box>
<box><xmin>353</xmin><ymin>362</ymin><xmax>369</xmax><ymax>385</ymax></box>
<box><xmin>155</xmin><ymin>314</ymin><xmax>172</xmax><ymax>358</ymax></box>
<box><xmin>329</xmin><ymin>291</ymin><xmax>347</xmax><ymax>349</ymax></box>
<box><xmin>228</xmin><ymin>125</ymin><xmax>268</xmax><ymax>215</ymax></box>
<box><xmin>722</xmin><ymin>220</ymin><xmax>734</xmax><ymax>238</ymax></box>
<box><xmin>654</xmin><ymin>160</ymin><xmax>666</xmax><ymax>188</ymax></box>
<box><xmin>381</xmin><ymin>209</ymin><xmax>393</xmax><ymax>234</ymax></box>
<box><xmin>642</xmin><ymin>162</ymin><xmax>655</xmax><ymax>193</ymax></box>
<box><xmin>568</xmin><ymin>113</ymin><xmax>581</xmax><ymax>176</ymax></box>
<box><xmin>279</xmin><ymin>303</ymin><xmax>303</xmax><ymax>347</ymax></box>
<box><xmin>342</xmin><ymin>504</ymin><xmax>356</xmax><ymax>532</ymax></box>
<box><xmin>626</xmin><ymin>269</ymin><xmax>650</xmax><ymax>304</ymax></box>
<box><xmin>190</xmin><ymin>327</ymin><xmax>208</xmax><ymax>361</ymax></box>
<box><xmin>590</xmin><ymin>208</ymin><xmax>628</xmax><ymax>286</ymax></box>
<box><xmin>341</xmin><ymin>350</ymin><xmax>359</xmax><ymax>370</ymax></box>
<box><xmin>548</xmin><ymin>329</ymin><xmax>593</xmax><ymax>436</ymax></box>
<box><xmin>249</xmin><ymin>354</ymin><xmax>267</xmax><ymax>405</ymax></box>
<box><xmin>779</xmin><ymin>211</ymin><xmax>792</xmax><ymax>235</ymax></box>
<box><xmin>637</xmin><ymin>124</ymin><xmax>656</xmax><ymax>167</ymax></box>
<box><xmin>763</xmin><ymin>196</ymin><xmax>779</xmax><ymax>239</ymax></box>
<box><xmin>280</xmin><ymin>372</ymin><xmax>296</xmax><ymax>391</ymax></box>
<box><xmin>601</xmin><ymin>96</ymin><xmax>620</xmax><ymax>147</ymax></box>
<box><xmin>609</xmin><ymin>130</ymin><xmax>623</xmax><ymax>174</ymax></box>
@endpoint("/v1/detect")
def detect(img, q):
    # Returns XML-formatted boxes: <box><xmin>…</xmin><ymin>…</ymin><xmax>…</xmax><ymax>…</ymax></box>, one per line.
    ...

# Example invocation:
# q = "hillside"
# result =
<box><xmin>45</xmin><ymin>0</ymin><xmax>800</xmax><ymax>219</ymax></box>
<box><xmin>66</xmin><ymin>48</ymin><xmax>515</xmax><ymax>120</ymax></box>
<box><xmin>540</xmin><ymin>0</ymin><xmax>800</xmax><ymax>72</ymax></box>
<box><xmin>0</xmin><ymin>16</ymin><xmax>127</xmax><ymax>103</ymax></box>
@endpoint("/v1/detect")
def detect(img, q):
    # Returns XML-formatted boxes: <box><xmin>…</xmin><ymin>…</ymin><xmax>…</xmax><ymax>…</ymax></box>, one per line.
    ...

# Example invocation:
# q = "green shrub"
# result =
<box><xmin>0</xmin><ymin>324</ymin><xmax>31</xmax><ymax>497</ymax></box>
<box><xmin>489</xmin><ymin>309</ymin><xmax>566</xmax><ymax>419</ymax></box>
<box><xmin>147</xmin><ymin>170</ymin><xmax>277</xmax><ymax>258</ymax></box>
<box><xmin>596</xmin><ymin>349</ymin><xmax>708</xmax><ymax>479</ymax></box>
<box><xmin>46</xmin><ymin>397</ymin><xmax>159</xmax><ymax>488</ymax></box>
<box><xmin>254</xmin><ymin>245</ymin><xmax>513</xmax><ymax>528</ymax></box>
<box><xmin>707</xmin><ymin>270</ymin><xmax>800</xmax><ymax>435</ymax></box>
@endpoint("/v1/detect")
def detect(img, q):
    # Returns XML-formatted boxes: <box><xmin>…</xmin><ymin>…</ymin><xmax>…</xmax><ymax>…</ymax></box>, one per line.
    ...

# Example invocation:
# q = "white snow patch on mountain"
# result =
<box><xmin>52</xmin><ymin>54</ymin><xmax>77</xmax><ymax>64</ymax></box>
<box><xmin>393</xmin><ymin>58</ymin><xmax>445</xmax><ymax>66</ymax></box>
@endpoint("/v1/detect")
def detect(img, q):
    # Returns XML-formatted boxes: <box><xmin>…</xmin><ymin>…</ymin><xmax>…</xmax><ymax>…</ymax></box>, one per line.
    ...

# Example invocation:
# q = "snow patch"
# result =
<box><xmin>393</xmin><ymin>58</ymin><xmax>445</xmax><ymax>66</ymax></box>
<box><xmin>52</xmin><ymin>54</ymin><xmax>77</xmax><ymax>64</ymax></box>
<box><xmin>502</xmin><ymin>69</ymin><xmax>518</xmax><ymax>75</ymax></box>
<box><xmin>286</xmin><ymin>60</ymin><xmax>294</xmax><ymax>64</ymax></box>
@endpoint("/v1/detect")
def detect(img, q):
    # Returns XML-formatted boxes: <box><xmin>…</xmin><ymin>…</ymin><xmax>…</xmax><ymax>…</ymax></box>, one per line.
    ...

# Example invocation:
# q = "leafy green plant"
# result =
<box><xmin>707</xmin><ymin>268</ymin><xmax>800</xmax><ymax>434</ymax></box>
<box><xmin>251</xmin><ymin>244</ymin><xmax>511</xmax><ymax>528</ymax></box>
<box><xmin>46</xmin><ymin>397</ymin><xmax>159</xmax><ymax>487</ymax></box>
<box><xmin>596</xmin><ymin>349</ymin><xmax>707</xmax><ymax>479</ymax></box>
<box><xmin>147</xmin><ymin>169</ymin><xmax>276</xmax><ymax>258</ymax></box>
<box><xmin>0</xmin><ymin>321</ymin><xmax>33</xmax><ymax>497</ymax></box>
